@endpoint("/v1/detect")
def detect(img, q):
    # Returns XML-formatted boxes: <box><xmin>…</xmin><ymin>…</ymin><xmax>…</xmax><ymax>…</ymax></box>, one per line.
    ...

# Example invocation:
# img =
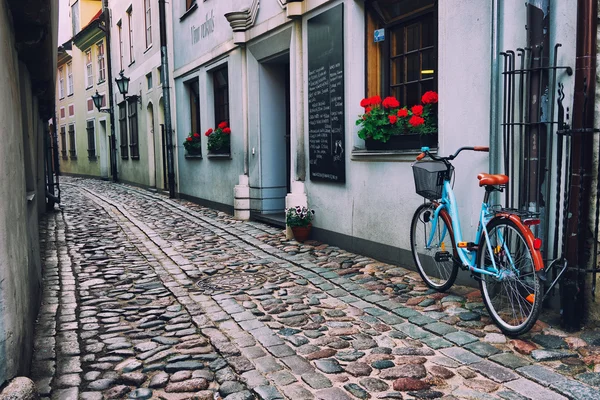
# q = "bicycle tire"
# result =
<box><xmin>477</xmin><ymin>217</ymin><xmax>542</xmax><ymax>336</ymax></box>
<box><xmin>410</xmin><ymin>203</ymin><xmax>459</xmax><ymax>292</ymax></box>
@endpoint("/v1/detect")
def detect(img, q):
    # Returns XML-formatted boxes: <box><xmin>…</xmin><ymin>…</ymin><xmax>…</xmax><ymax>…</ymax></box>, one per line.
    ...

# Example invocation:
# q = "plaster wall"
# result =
<box><xmin>0</xmin><ymin>0</ymin><xmax>45</xmax><ymax>385</ymax></box>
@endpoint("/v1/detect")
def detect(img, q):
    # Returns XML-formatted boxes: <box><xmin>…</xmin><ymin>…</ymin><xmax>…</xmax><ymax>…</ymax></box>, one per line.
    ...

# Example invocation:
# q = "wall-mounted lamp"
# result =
<box><xmin>92</xmin><ymin>91</ymin><xmax>110</xmax><ymax>113</ymax></box>
<box><xmin>115</xmin><ymin>70</ymin><xmax>142</xmax><ymax>105</ymax></box>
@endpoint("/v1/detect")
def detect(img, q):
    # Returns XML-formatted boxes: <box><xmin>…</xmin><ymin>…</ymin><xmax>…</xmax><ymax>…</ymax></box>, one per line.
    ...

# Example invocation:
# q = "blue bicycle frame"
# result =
<box><xmin>425</xmin><ymin>171</ymin><xmax>510</xmax><ymax>279</ymax></box>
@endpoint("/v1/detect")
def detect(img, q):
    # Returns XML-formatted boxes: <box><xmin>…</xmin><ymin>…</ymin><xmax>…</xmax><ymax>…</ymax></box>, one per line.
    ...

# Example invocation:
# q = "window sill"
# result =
<box><xmin>69</xmin><ymin>156</ymin><xmax>77</xmax><ymax>160</ymax></box>
<box><xmin>180</xmin><ymin>3</ymin><xmax>197</xmax><ymax>21</ymax></box>
<box><xmin>85</xmin><ymin>85</ymin><xmax>93</xmax><ymax>91</ymax></box>
<box><xmin>128</xmin><ymin>60</ymin><xmax>135</xmax><ymax>67</ymax></box>
<box><xmin>185</xmin><ymin>154</ymin><xmax>202</xmax><ymax>160</ymax></box>
<box><xmin>143</xmin><ymin>45</ymin><xmax>153</xmax><ymax>54</ymax></box>
<box><xmin>67</xmin><ymin>93</ymin><xmax>74</xmax><ymax>97</ymax></box>
<box><xmin>97</xmin><ymin>79</ymin><xmax>106</xmax><ymax>85</ymax></box>
<box><xmin>131</xmin><ymin>156</ymin><xmax>140</xmax><ymax>160</ymax></box>
<box><xmin>207</xmin><ymin>153</ymin><xmax>231</xmax><ymax>160</ymax></box>
<box><xmin>88</xmin><ymin>156</ymin><xmax>97</xmax><ymax>161</ymax></box>
<box><xmin>121</xmin><ymin>156</ymin><xmax>129</xmax><ymax>160</ymax></box>
<box><xmin>62</xmin><ymin>156</ymin><xmax>69</xmax><ymax>160</ymax></box>
<box><xmin>351</xmin><ymin>147</ymin><xmax>437</xmax><ymax>162</ymax></box>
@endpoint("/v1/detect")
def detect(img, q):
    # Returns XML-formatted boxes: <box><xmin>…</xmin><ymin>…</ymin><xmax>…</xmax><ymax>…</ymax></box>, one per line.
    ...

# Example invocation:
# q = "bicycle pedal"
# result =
<box><xmin>434</xmin><ymin>251</ymin><xmax>451</xmax><ymax>262</ymax></box>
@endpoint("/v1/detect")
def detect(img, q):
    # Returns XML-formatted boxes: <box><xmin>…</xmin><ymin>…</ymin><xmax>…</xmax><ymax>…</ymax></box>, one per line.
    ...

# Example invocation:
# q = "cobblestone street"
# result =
<box><xmin>30</xmin><ymin>177</ymin><xmax>600</xmax><ymax>400</ymax></box>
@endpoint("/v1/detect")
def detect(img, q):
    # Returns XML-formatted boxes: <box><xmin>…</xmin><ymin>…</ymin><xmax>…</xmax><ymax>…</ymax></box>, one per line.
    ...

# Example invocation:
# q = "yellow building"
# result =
<box><xmin>56</xmin><ymin>1</ymin><xmax>112</xmax><ymax>179</ymax></box>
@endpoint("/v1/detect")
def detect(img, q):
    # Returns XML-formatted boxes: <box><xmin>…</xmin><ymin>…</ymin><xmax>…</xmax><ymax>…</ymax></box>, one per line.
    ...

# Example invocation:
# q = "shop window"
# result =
<box><xmin>119</xmin><ymin>103</ymin><xmax>129</xmax><ymax>159</ymax></box>
<box><xmin>365</xmin><ymin>0</ymin><xmax>437</xmax><ymax>105</ymax></box>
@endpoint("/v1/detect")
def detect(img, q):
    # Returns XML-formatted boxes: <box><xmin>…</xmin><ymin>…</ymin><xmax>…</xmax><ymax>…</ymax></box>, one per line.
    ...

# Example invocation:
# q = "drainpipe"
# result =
<box><xmin>561</xmin><ymin>0</ymin><xmax>597</xmax><ymax>331</ymax></box>
<box><xmin>159</xmin><ymin>0</ymin><xmax>176</xmax><ymax>198</ymax></box>
<box><xmin>489</xmin><ymin>0</ymin><xmax>500</xmax><ymax>177</ymax></box>
<box><xmin>102</xmin><ymin>0</ymin><xmax>118</xmax><ymax>182</ymax></box>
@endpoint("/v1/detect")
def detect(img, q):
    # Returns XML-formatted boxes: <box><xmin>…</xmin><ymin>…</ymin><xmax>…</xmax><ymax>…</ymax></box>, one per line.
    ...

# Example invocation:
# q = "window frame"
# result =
<box><xmin>67</xmin><ymin>62</ymin><xmax>73</xmax><ymax>96</ymax></box>
<box><xmin>128</xmin><ymin>99</ymin><xmax>139</xmax><ymax>159</ymax></box>
<box><xmin>117</xmin><ymin>21</ymin><xmax>124</xmax><ymax>71</ymax></box>
<box><xmin>60</xmin><ymin>125</ymin><xmax>68</xmax><ymax>159</ymax></box>
<box><xmin>119</xmin><ymin>102</ymin><xmax>129</xmax><ymax>159</ymax></box>
<box><xmin>85</xmin><ymin>49</ymin><xmax>94</xmax><ymax>88</ymax></box>
<box><xmin>86</xmin><ymin>119</ymin><xmax>97</xmax><ymax>160</ymax></box>
<box><xmin>144</xmin><ymin>0</ymin><xmax>152</xmax><ymax>48</ymax></box>
<box><xmin>58</xmin><ymin>66</ymin><xmax>65</xmax><ymax>99</ymax></box>
<box><xmin>146</xmin><ymin>72</ymin><xmax>153</xmax><ymax>91</ymax></box>
<box><xmin>127</xmin><ymin>9</ymin><xmax>135</xmax><ymax>65</ymax></box>
<box><xmin>97</xmin><ymin>41</ymin><xmax>106</xmax><ymax>83</ymax></box>
<box><xmin>365</xmin><ymin>1</ymin><xmax>438</xmax><ymax>103</ymax></box>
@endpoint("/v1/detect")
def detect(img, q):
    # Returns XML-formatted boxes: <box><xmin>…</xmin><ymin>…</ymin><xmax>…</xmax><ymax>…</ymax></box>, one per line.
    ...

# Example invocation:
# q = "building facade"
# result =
<box><xmin>170</xmin><ymin>0</ymin><xmax>578</xmax><ymax>270</ymax></box>
<box><xmin>108</xmin><ymin>0</ymin><xmax>175</xmax><ymax>190</ymax></box>
<box><xmin>57</xmin><ymin>1</ymin><xmax>112</xmax><ymax>179</ymax></box>
<box><xmin>0</xmin><ymin>0</ymin><xmax>58</xmax><ymax>388</ymax></box>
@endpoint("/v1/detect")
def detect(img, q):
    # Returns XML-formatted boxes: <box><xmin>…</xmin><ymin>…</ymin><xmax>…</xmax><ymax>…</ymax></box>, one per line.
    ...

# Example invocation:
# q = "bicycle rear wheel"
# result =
<box><xmin>477</xmin><ymin>218</ymin><xmax>542</xmax><ymax>336</ymax></box>
<box><xmin>410</xmin><ymin>203</ymin><xmax>458</xmax><ymax>292</ymax></box>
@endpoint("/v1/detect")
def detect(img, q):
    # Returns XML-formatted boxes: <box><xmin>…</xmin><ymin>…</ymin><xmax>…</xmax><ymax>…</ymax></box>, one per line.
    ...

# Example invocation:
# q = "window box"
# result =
<box><xmin>364</xmin><ymin>133</ymin><xmax>437</xmax><ymax>151</ymax></box>
<box><xmin>207</xmin><ymin>152</ymin><xmax>231</xmax><ymax>160</ymax></box>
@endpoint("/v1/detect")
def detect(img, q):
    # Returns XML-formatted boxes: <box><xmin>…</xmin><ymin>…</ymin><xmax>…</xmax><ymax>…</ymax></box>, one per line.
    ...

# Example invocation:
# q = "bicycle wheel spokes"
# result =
<box><xmin>479</xmin><ymin>220</ymin><xmax>541</xmax><ymax>335</ymax></box>
<box><xmin>410</xmin><ymin>204</ymin><xmax>458</xmax><ymax>291</ymax></box>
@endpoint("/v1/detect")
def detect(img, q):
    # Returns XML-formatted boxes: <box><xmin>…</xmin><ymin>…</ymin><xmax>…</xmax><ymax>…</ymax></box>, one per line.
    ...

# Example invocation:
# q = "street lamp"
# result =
<box><xmin>115</xmin><ymin>70</ymin><xmax>141</xmax><ymax>104</ymax></box>
<box><xmin>92</xmin><ymin>91</ymin><xmax>110</xmax><ymax>113</ymax></box>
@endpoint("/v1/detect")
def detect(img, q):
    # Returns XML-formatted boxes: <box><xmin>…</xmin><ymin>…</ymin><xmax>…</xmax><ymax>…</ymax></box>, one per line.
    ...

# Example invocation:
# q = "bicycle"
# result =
<box><xmin>410</xmin><ymin>146</ymin><xmax>545</xmax><ymax>336</ymax></box>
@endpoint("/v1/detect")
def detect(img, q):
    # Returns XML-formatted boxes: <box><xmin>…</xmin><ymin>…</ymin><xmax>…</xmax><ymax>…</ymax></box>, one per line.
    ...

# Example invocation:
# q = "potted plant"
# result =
<box><xmin>286</xmin><ymin>206</ymin><xmax>315</xmax><ymax>242</ymax></box>
<box><xmin>356</xmin><ymin>91</ymin><xmax>438</xmax><ymax>150</ymax></box>
<box><xmin>205</xmin><ymin>121</ymin><xmax>231</xmax><ymax>154</ymax></box>
<box><xmin>183</xmin><ymin>132</ymin><xmax>202</xmax><ymax>155</ymax></box>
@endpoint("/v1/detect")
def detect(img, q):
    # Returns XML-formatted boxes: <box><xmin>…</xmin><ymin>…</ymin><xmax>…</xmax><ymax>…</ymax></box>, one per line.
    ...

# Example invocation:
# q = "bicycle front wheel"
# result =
<box><xmin>478</xmin><ymin>218</ymin><xmax>542</xmax><ymax>336</ymax></box>
<box><xmin>410</xmin><ymin>203</ymin><xmax>458</xmax><ymax>292</ymax></box>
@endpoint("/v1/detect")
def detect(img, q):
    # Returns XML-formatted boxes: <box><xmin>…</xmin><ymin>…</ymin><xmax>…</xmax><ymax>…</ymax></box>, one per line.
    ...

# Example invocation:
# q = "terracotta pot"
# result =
<box><xmin>291</xmin><ymin>223</ymin><xmax>312</xmax><ymax>242</ymax></box>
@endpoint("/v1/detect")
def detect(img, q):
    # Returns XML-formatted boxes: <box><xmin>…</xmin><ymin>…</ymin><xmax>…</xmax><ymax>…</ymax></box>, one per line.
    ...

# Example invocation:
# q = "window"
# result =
<box><xmin>119</xmin><ymin>103</ymin><xmax>128</xmax><ymax>159</ymax></box>
<box><xmin>118</xmin><ymin>21</ymin><xmax>124</xmax><ymax>71</ymax></box>
<box><xmin>58</xmin><ymin>67</ymin><xmax>65</xmax><ymax>99</ymax></box>
<box><xmin>68</xmin><ymin>123</ymin><xmax>77</xmax><ymax>159</ymax></box>
<box><xmin>128</xmin><ymin>9</ymin><xmax>134</xmax><ymax>64</ymax></box>
<box><xmin>365</xmin><ymin>0</ymin><xmax>437</xmax><ymax>106</ymax></box>
<box><xmin>60</xmin><ymin>107</ymin><xmax>65</xmax><ymax>119</ymax></box>
<box><xmin>71</xmin><ymin>1</ymin><xmax>80</xmax><ymax>37</ymax></box>
<box><xmin>144</xmin><ymin>0</ymin><xmax>152</xmax><ymax>48</ymax></box>
<box><xmin>67</xmin><ymin>62</ymin><xmax>73</xmax><ymax>95</ymax></box>
<box><xmin>128</xmin><ymin>99</ymin><xmax>139</xmax><ymax>159</ymax></box>
<box><xmin>69</xmin><ymin>104</ymin><xmax>75</xmax><ymax>117</ymax></box>
<box><xmin>97</xmin><ymin>42</ymin><xmax>106</xmax><ymax>82</ymax></box>
<box><xmin>157</xmin><ymin>66</ymin><xmax>163</xmax><ymax>85</ymax></box>
<box><xmin>87</xmin><ymin>99</ymin><xmax>94</xmax><ymax>112</ymax></box>
<box><xmin>146</xmin><ymin>73</ymin><xmax>153</xmax><ymax>90</ymax></box>
<box><xmin>213</xmin><ymin>66</ymin><xmax>229</xmax><ymax>125</ymax></box>
<box><xmin>87</xmin><ymin>120</ymin><xmax>96</xmax><ymax>159</ymax></box>
<box><xmin>60</xmin><ymin>126</ymin><xmax>67</xmax><ymax>159</ymax></box>
<box><xmin>188</xmin><ymin>79</ymin><xmax>200</xmax><ymax>144</ymax></box>
<box><xmin>85</xmin><ymin>50</ymin><xmax>93</xmax><ymax>88</ymax></box>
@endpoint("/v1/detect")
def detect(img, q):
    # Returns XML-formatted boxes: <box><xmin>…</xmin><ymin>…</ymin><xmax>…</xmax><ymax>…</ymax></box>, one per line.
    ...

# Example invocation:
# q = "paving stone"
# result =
<box><xmin>220</xmin><ymin>381</ymin><xmax>247</xmax><ymax>396</ymax></box>
<box><xmin>470</xmin><ymin>360</ymin><xmax>519</xmax><ymax>383</ymax></box>
<box><xmin>551</xmin><ymin>379</ymin><xmax>600</xmax><ymax>399</ymax></box>
<box><xmin>128</xmin><ymin>388</ymin><xmax>153</xmax><ymax>399</ymax></box>
<box><xmin>440</xmin><ymin>347</ymin><xmax>483</xmax><ymax>365</ymax></box>
<box><xmin>576</xmin><ymin>372</ymin><xmax>600</xmax><ymax>387</ymax></box>
<box><xmin>344</xmin><ymin>383</ymin><xmax>369</xmax><ymax>399</ymax></box>
<box><xmin>315</xmin><ymin>358</ymin><xmax>344</xmax><ymax>374</ymax></box>
<box><xmin>358</xmin><ymin>377</ymin><xmax>389</xmax><ymax>392</ymax></box>
<box><xmin>464</xmin><ymin>341</ymin><xmax>501</xmax><ymax>357</ymax></box>
<box><xmin>420</xmin><ymin>336</ymin><xmax>453</xmax><ymax>350</ymax></box>
<box><xmin>255</xmin><ymin>356</ymin><xmax>283</xmax><ymax>374</ymax></box>
<box><xmin>302</xmin><ymin>372</ymin><xmax>333</xmax><ymax>389</ymax></box>
<box><xmin>379</xmin><ymin>364</ymin><xmax>427</xmax><ymax>380</ymax></box>
<box><xmin>281</xmin><ymin>355</ymin><xmax>314</xmax><ymax>374</ymax></box>
<box><xmin>488</xmin><ymin>353</ymin><xmax>530</xmax><ymax>369</ymax></box>
<box><xmin>336</xmin><ymin>351</ymin><xmax>365</xmax><ymax>362</ymax></box>
<box><xmin>268</xmin><ymin>370</ymin><xmax>297</xmax><ymax>386</ymax></box>
<box><xmin>530</xmin><ymin>349</ymin><xmax>577</xmax><ymax>361</ymax></box>
<box><xmin>504</xmin><ymin>378</ymin><xmax>568</xmax><ymax>400</ymax></box>
<box><xmin>394</xmin><ymin>323</ymin><xmax>431</xmax><ymax>340</ymax></box>
<box><xmin>516</xmin><ymin>365</ymin><xmax>568</xmax><ymax>386</ymax></box>
<box><xmin>254</xmin><ymin>385</ymin><xmax>285</xmax><ymax>400</ymax></box>
<box><xmin>532</xmin><ymin>334</ymin><xmax>567</xmax><ymax>349</ymax></box>
<box><xmin>316</xmin><ymin>387</ymin><xmax>353</xmax><ymax>400</ymax></box>
<box><xmin>344</xmin><ymin>362</ymin><xmax>372</xmax><ymax>377</ymax></box>
<box><xmin>423</xmin><ymin>322</ymin><xmax>457</xmax><ymax>336</ymax></box>
<box><xmin>444</xmin><ymin>331</ymin><xmax>479</xmax><ymax>346</ymax></box>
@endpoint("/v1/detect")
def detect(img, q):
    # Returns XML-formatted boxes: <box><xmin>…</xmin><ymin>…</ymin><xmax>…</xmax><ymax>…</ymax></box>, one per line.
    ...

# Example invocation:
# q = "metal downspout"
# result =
<box><xmin>159</xmin><ymin>0</ymin><xmax>176</xmax><ymax>198</ymax></box>
<box><xmin>490</xmin><ymin>0</ymin><xmax>501</xmax><ymax>178</ymax></box>
<box><xmin>102</xmin><ymin>0</ymin><xmax>118</xmax><ymax>182</ymax></box>
<box><xmin>561</xmin><ymin>0</ymin><xmax>597</xmax><ymax>331</ymax></box>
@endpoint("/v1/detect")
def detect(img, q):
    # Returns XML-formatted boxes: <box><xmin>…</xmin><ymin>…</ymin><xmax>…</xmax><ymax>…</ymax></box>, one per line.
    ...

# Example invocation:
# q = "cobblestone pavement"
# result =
<box><xmin>31</xmin><ymin>177</ymin><xmax>600</xmax><ymax>400</ymax></box>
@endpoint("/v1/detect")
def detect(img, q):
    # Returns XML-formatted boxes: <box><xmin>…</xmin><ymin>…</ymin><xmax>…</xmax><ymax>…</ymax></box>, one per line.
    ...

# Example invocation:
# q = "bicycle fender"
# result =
<box><xmin>494</xmin><ymin>213</ymin><xmax>545</xmax><ymax>272</ymax></box>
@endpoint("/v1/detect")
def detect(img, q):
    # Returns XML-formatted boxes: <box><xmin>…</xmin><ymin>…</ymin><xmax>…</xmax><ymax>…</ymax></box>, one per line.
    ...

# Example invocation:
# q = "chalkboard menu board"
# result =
<box><xmin>307</xmin><ymin>4</ymin><xmax>345</xmax><ymax>183</ymax></box>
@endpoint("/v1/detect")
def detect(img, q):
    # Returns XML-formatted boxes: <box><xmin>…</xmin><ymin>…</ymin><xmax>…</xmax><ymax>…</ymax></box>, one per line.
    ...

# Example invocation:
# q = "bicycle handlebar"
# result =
<box><xmin>416</xmin><ymin>146</ymin><xmax>489</xmax><ymax>162</ymax></box>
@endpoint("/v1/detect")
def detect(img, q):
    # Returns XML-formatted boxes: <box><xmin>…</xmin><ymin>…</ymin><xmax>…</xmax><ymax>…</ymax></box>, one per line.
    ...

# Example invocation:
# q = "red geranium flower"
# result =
<box><xmin>365</xmin><ymin>107</ymin><xmax>372</xmax><ymax>114</ymax></box>
<box><xmin>205</xmin><ymin>128</ymin><xmax>213</xmax><ymax>136</ymax></box>
<box><xmin>186</xmin><ymin>137</ymin><xmax>193</xmax><ymax>142</ymax></box>
<box><xmin>370</xmin><ymin>95</ymin><xmax>382</xmax><ymax>106</ymax></box>
<box><xmin>193</xmin><ymin>133</ymin><xmax>200</xmax><ymax>138</ymax></box>
<box><xmin>218</xmin><ymin>121</ymin><xmax>228</xmax><ymax>129</ymax></box>
<box><xmin>409</xmin><ymin>115</ymin><xmax>425</xmax><ymax>127</ymax></box>
<box><xmin>222</xmin><ymin>127</ymin><xmax>231</xmax><ymax>135</ymax></box>
<box><xmin>397</xmin><ymin>108</ymin><xmax>408</xmax><ymax>118</ymax></box>
<box><xmin>360</xmin><ymin>98</ymin><xmax>370</xmax><ymax>108</ymax></box>
<box><xmin>382</xmin><ymin>96</ymin><xmax>400</xmax><ymax>109</ymax></box>
<box><xmin>411</xmin><ymin>105</ymin><xmax>424</xmax><ymax>116</ymax></box>
<box><xmin>422</xmin><ymin>91</ymin><xmax>438</xmax><ymax>104</ymax></box>
<box><xmin>388</xmin><ymin>115</ymin><xmax>398</xmax><ymax>124</ymax></box>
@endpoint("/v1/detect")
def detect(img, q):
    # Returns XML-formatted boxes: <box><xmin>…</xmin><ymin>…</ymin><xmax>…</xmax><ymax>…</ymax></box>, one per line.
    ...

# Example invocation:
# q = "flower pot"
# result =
<box><xmin>365</xmin><ymin>133</ymin><xmax>438</xmax><ymax>151</ymax></box>
<box><xmin>186</xmin><ymin>147</ymin><xmax>202</xmax><ymax>156</ymax></box>
<box><xmin>208</xmin><ymin>146</ymin><xmax>230</xmax><ymax>155</ymax></box>
<box><xmin>291</xmin><ymin>223</ymin><xmax>312</xmax><ymax>242</ymax></box>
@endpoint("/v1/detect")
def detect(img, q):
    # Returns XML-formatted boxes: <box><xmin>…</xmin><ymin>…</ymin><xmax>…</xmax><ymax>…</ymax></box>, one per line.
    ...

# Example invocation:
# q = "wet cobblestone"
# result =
<box><xmin>31</xmin><ymin>177</ymin><xmax>600</xmax><ymax>399</ymax></box>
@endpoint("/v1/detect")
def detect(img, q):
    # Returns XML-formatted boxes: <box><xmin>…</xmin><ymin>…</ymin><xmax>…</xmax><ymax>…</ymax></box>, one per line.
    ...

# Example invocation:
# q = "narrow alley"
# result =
<box><xmin>29</xmin><ymin>178</ymin><xmax>600</xmax><ymax>400</ymax></box>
